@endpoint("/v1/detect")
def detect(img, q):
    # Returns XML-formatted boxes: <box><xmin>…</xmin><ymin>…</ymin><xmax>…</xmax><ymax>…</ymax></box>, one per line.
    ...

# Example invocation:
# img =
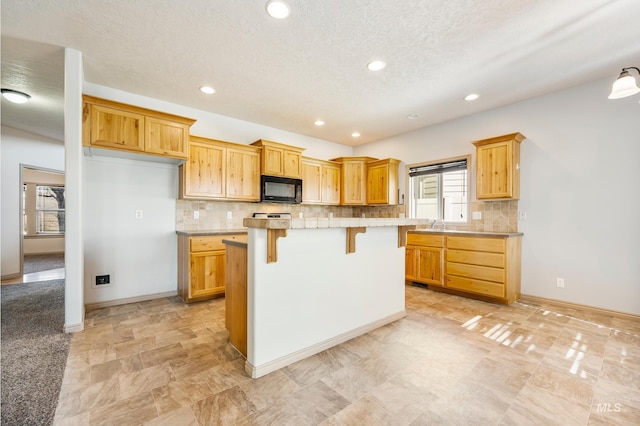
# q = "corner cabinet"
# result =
<box><xmin>301</xmin><ymin>157</ymin><xmax>341</xmax><ymax>205</ymax></box>
<box><xmin>251</xmin><ymin>139</ymin><xmax>305</xmax><ymax>178</ymax></box>
<box><xmin>82</xmin><ymin>95</ymin><xmax>195</xmax><ymax>161</ymax></box>
<box><xmin>473</xmin><ymin>132</ymin><xmax>525</xmax><ymax>200</ymax></box>
<box><xmin>330</xmin><ymin>157</ymin><xmax>377</xmax><ymax>205</ymax></box>
<box><xmin>179</xmin><ymin>136</ymin><xmax>260</xmax><ymax>201</ymax></box>
<box><xmin>367</xmin><ymin>158</ymin><xmax>400</xmax><ymax>205</ymax></box>
<box><xmin>177</xmin><ymin>234</ymin><xmax>245</xmax><ymax>303</ymax></box>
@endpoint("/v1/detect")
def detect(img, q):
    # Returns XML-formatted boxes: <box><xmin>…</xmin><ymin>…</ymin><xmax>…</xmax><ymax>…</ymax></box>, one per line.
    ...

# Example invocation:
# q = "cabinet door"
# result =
<box><xmin>89</xmin><ymin>104</ymin><xmax>145</xmax><ymax>152</ymax></box>
<box><xmin>283</xmin><ymin>150</ymin><xmax>302</xmax><ymax>178</ymax></box>
<box><xmin>405</xmin><ymin>246</ymin><xmax>416</xmax><ymax>281</ymax></box>
<box><xmin>184</xmin><ymin>142</ymin><xmax>226</xmax><ymax>198</ymax></box>
<box><xmin>190</xmin><ymin>250</ymin><xmax>226</xmax><ymax>299</ymax></box>
<box><xmin>262</xmin><ymin>145</ymin><xmax>284</xmax><ymax>176</ymax></box>
<box><xmin>322</xmin><ymin>163</ymin><xmax>341</xmax><ymax>205</ymax></box>
<box><xmin>416</xmin><ymin>246</ymin><xmax>443</xmax><ymax>286</ymax></box>
<box><xmin>145</xmin><ymin>116</ymin><xmax>190</xmax><ymax>159</ymax></box>
<box><xmin>302</xmin><ymin>160</ymin><xmax>322</xmax><ymax>203</ymax></box>
<box><xmin>226</xmin><ymin>147</ymin><xmax>260</xmax><ymax>201</ymax></box>
<box><xmin>476</xmin><ymin>141</ymin><xmax>513</xmax><ymax>199</ymax></box>
<box><xmin>341</xmin><ymin>160</ymin><xmax>367</xmax><ymax>205</ymax></box>
<box><xmin>367</xmin><ymin>162</ymin><xmax>389</xmax><ymax>204</ymax></box>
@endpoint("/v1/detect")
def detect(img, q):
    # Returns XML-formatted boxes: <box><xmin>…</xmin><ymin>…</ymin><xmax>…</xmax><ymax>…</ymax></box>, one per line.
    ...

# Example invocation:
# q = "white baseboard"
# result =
<box><xmin>245</xmin><ymin>310</ymin><xmax>406</xmax><ymax>379</ymax></box>
<box><xmin>85</xmin><ymin>291</ymin><xmax>178</xmax><ymax>311</ymax></box>
<box><xmin>63</xmin><ymin>322</ymin><xmax>84</xmax><ymax>333</ymax></box>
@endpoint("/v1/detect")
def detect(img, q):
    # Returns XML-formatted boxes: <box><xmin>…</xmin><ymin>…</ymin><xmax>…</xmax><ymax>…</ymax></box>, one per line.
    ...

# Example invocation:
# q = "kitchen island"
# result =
<box><xmin>231</xmin><ymin>217</ymin><xmax>429</xmax><ymax>378</ymax></box>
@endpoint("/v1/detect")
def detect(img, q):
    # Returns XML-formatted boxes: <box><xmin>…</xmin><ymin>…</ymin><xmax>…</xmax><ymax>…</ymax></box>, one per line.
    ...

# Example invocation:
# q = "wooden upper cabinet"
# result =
<box><xmin>226</xmin><ymin>145</ymin><xmax>260</xmax><ymax>201</ymax></box>
<box><xmin>331</xmin><ymin>157</ymin><xmax>376</xmax><ymax>205</ymax></box>
<box><xmin>180</xmin><ymin>136</ymin><xmax>260</xmax><ymax>201</ymax></box>
<box><xmin>182</xmin><ymin>137</ymin><xmax>226</xmax><ymax>199</ymax></box>
<box><xmin>367</xmin><ymin>158</ymin><xmax>400</xmax><ymax>205</ymax></box>
<box><xmin>144</xmin><ymin>116</ymin><xmax>190</xmax><ymax>158</ymax></box>
<box><xmin>473</xmin><ymin>133</ymin><xmax>525</xmax><ymax>200</ymax></box>
<box><xmin>88</xmin><ymin>103</ymin><xmax>145</xmax><ymax>152</ymax></box>
<box><xmin>301</xmin><ymin>157</ymin><xmax>341</xmax><ymax>205</ymax></box>
<box><xmin>82</xmin><ymin>95</ymin><xmax>195</xmax><ymax>160</ymax></box>
<box><xmin>251</xmin><ymin>139</ymin><xmax>305</xmax><ymax>178</ymax></box>
<box><xmin>301</xmin><ymin>158</ymin><xmax>322</xmax><ymax>204</ymax></box>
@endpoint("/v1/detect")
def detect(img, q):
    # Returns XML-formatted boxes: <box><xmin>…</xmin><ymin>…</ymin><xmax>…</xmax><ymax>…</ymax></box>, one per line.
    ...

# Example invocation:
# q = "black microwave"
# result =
<box><xmin>261</xmin><ymin>175</ymin><xmax>302</xmax><ymax>204</ymax></box>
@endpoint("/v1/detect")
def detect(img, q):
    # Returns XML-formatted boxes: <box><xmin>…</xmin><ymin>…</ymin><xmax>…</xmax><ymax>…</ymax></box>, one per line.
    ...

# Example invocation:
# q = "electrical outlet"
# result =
<box><xmin>193</xmin><ymin>211</ymin><xmax>199</xmax><ymax>219</ymax></box>
<box><xmin>96</xmin><ymin>274</ymin><xmax>110</xmax><ymax>285</ymax></box>
<box><xmin>227</xmin><ymin>211</ymin><xmax>233</xmax><ymax>219</ymax></box>
<box><xmin>556</xmin><ymin>277</ymin><xmax>565</xmax><ymax>288</ymax></box>
<box><xmin>135</xmin><ymin>210</ymin><xmax>143</xmax><ymax>219</ymax></box>
<box><xmin>472</xmin><ymin>211</ymin><xmax>482</xmax><ymax>220</ymax></box>
<box><xmin>518</xmin><ymin>211</ymin><xmax>527</xmax><ymax>221</ymax></box>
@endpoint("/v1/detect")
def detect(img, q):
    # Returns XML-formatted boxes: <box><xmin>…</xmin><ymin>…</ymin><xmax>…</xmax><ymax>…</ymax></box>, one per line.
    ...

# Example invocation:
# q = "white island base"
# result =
<box><xmin>244</xmin><ymin>218</ymin><xmax>428</xmax><ymax>378</ymax></box>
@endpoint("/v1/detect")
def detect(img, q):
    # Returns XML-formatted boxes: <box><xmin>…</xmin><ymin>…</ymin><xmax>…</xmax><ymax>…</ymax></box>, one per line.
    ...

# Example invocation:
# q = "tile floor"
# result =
<box><xmin>53</xmin><ymin>285</ymin><xmax>640</xmax><ymax>425</ymax></box>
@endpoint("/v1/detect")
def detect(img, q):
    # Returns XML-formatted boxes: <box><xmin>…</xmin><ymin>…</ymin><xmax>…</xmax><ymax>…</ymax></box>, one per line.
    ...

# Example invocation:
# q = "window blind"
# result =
<box><xmin>408</xmin><ymin>159</ymin><xmax>467</xmax><ymax>177</ymax></box>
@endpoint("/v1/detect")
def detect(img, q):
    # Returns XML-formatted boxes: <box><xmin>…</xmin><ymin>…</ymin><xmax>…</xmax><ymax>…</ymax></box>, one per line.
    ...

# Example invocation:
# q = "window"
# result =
<box><xmin>23</xmin><ymin>184</ymin><xmax>65</xmax><ymax>235</ymax></box>
<box><xmin>408</xmin><ymin>157</ymin><xmax>468</xmax><ymax>222</ymax></box>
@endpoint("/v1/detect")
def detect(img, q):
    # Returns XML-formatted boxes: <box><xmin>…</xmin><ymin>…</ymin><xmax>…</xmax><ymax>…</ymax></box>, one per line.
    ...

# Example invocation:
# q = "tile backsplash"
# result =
<box><xmin>176</xmin><ymin>199</ymin><xmax>518</xmax><ymax>233</ymax></box>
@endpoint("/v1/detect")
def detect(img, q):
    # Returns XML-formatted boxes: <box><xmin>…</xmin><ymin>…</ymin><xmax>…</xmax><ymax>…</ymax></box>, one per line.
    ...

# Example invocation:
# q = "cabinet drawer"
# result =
<box><xmin>407</xmin><ymin>233</ymin><xmax>444</xmax><ymax>247</ymax></box>
<box><xmin>190</xmin><ymin>234</ymin><xmax>243</xmax><ymax>252</ymax></box>
<box><xmin>445</xmin><ymin>275</ymin><xmax>505</xmax><ymax>298</ymax></box>
<box><xmin>446</xmin><ymin>249</ymin><xmax>504</xmax><ymax>268</ymax></box>
<box><xmin>446</xmin><ymin>262</ymin><xmax>505</xmax><ymax>283</ymax></box>
<box><xmin>446</xmin><ymin>236</ymin><xmax>505</xmax><ymax>253</ymax></box>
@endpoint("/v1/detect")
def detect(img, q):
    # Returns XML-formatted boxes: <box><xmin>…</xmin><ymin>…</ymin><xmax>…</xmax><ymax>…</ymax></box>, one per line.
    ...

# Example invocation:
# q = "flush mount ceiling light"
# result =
<box><xmin>464</xmin><ymin>93</ymin><xmax>480</xmax><ymax>102</ymax></box>
<box><xmin>351</xmin><ymin>132</ymin><xmax>361</xmax><ymax>138</ymax></box>
<box><xmin>1</xmin><ymin>88</ymin><xmax>31</xmax><ymax>104</ymax></box>
<box><xmin>367</xmin><ymin>60</ymin><xmax>386</xmax><ymax>71</ymax></box>
<box><xmin>265</xmin><ymin>0</ymin><xmax>290</xmax><ymax>19</ymax></box>
<box><xmin>199</xmin><ymin>86</ymin><xmax>216</xmax><ymax>94</ymax></box>
<box><xmin>314</xmin><ymin>120</ymin><xmax>325</xmax><ymax>126</ymax></box>
<box><xmin>608</xmin><ymin>67</ymin><xmax>640</xmax><ymax>99</ymax></box>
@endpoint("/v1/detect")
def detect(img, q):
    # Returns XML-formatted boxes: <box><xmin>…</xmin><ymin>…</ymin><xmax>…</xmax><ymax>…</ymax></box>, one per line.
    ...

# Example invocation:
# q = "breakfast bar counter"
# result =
<box><xmin>237</xmin><ymin>217</ymin><xmax>429</xmax><ymax>378</ymax></box>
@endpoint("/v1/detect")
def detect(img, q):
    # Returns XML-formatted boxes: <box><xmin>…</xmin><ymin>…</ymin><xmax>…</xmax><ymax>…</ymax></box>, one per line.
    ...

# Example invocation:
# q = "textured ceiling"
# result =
<box><xmin>2</xmin><ymin>0</ymin><xmax>640</xmax><ymax>146</ymax></box>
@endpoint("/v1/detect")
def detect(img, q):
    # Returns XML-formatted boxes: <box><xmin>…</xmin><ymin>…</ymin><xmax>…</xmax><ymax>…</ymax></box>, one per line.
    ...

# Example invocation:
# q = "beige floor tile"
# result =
<box><xmin>51</xmin><ymin>286</ymin><xmax>640</xmax><ymax>425</ymax></box>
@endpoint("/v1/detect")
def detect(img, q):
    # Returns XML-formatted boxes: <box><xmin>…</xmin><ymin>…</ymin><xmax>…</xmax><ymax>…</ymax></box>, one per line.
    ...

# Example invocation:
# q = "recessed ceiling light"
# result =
<box><xmin>200</xmin><ymin>86</ymin><xmax>216</xmax><ymax>94</ymax></box>
<box><xmin>464</xmin><ymin>93</ymin><xmax>480</xmax><ymax>101</ymax></box>
<box><xmin>367</xmin><ymin>60</ymin><xmax>386</xmax><ymax>71</ymax></box>
<box><xmin>407</xmin><ymin>113</ymin><xmax>420</xmax><ymax>120</ymax></box>
<box><xmin>314</xmin><ymin>120</ymin><xmax>325</xmax><ymax>126</ymax></box>
<box><xmin>351</xmin><ymin>132</ymin><xmax>361</xmax><ymax>138</ymax></box>
<box><xmin>265</xmin><ymin>0</ymin><xmax>290</xmax><ymax>19</ymax></box>
<box><xmin>1</xmin><ymin>88</ymin><xmax>31</xmax><ymax>104</ymax></box>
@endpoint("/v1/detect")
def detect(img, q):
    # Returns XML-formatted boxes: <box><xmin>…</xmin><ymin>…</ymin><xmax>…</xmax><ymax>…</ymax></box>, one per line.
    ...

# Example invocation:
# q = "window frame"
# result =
<box><xmin>407</xmin><ymin>155</ymin><xmax>471</xmax><ymax>223</ymax></box>
<box><xmin>22</xmin><ymin>183</ymin><xmax>66</xmax><ymax>236</ymax></box>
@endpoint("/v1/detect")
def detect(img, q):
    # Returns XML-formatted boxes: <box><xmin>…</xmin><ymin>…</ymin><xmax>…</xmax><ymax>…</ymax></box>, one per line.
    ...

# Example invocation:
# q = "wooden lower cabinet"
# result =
<box><xmin>177</xmin><ymin>234</ymin><xmax>244</xmax><ymax>303</ymax></box>
<box><xmin>406</xmin><ymin>232</ymin><xmax>521</xmax><ymax>304</ymax></box>
<box><xmin>224</xmin><ymin>240</ymin><xmax>248</xmax><ymax>357</ymax></box>
<box><xmin>406</xmin><ymin>233</ymin><xmax>444</xmax><ymax>286</ymax></box>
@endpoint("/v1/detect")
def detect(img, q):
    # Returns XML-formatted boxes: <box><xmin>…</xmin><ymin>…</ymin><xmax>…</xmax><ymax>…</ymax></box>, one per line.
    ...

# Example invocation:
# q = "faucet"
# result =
<box><xmin>430</xmin><ymin>219</ymin><xmax>437</xmax><ymax>229</ymax></box>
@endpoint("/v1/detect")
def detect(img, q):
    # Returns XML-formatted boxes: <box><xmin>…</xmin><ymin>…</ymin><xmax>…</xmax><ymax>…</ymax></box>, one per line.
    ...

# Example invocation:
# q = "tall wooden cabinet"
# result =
<box><xmin>301</xmin><ymin>157</ymin><xmax>341</xmax><ymax>205</ymax></box>
<box><xmin>82</xmin><ymin>95</ymin><xmax>195</xmax><ymax>160</ymax></box>
<box><xmin>179</xmin><ymin>137</ymin><xmax>260</xmax><ymax>201</ymax></box>
<box><xmin>177</xmin><ymin>234</ymin><xmax>244</xmax><ymax>303</ymax></box>
<box><xmin>473</xmin><ymin>132</ymin><xmax>525</xmax><ymax>200</ymax></box>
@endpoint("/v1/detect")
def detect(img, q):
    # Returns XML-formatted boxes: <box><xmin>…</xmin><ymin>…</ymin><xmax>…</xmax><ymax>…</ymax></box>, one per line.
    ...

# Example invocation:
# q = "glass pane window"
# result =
<box><xmin>35</xmin><ymin>185</ymin><xmax>65</xmax><ymax>234</ymax></box>
<box><xmin>409</xmin><ymin>159</ymin><xmax>468</xmax><ymax>223</ymax></box>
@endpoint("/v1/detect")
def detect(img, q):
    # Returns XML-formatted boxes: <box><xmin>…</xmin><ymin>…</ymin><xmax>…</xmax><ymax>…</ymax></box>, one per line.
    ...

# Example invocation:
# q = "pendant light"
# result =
<box><xmin>608</xmin><ymin>67</ymin><xmax>640</xmax><ymax>99</ymax></box>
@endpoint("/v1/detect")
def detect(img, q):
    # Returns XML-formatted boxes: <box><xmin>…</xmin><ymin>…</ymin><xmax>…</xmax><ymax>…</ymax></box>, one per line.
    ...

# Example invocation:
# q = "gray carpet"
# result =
<box><xmin>23</xmin><ymin>253</ymin><xmax>65</xmax><ymax>274</ymax></box>
<box><xmin>1</xmin><ymin>279</ymin><xmax>70</xmax><ymax>426</ymax></box>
